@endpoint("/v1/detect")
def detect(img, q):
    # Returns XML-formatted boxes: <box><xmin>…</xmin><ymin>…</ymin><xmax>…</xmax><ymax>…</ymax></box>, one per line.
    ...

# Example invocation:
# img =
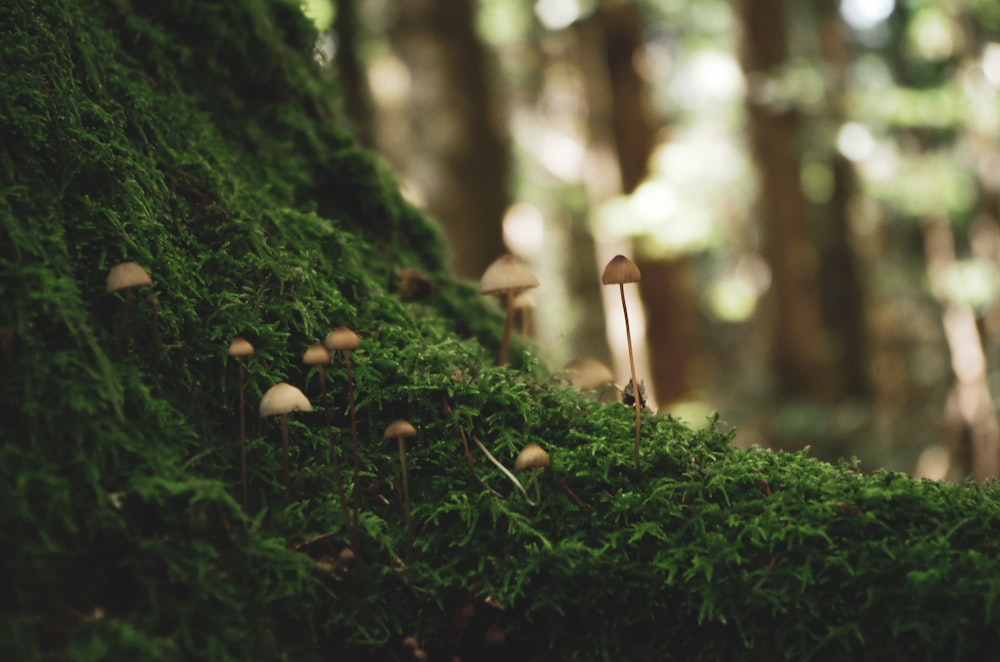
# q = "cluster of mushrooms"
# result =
<box><xmin>104</xmin><ymin>252</ymin><xmax>644</xmax><ymax>553</ymax></box>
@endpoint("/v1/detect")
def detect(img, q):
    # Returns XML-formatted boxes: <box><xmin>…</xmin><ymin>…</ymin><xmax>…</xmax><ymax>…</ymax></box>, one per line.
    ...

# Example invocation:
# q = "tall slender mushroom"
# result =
<box><xmin>514</xmin><ymin>443</ymin><xmax>550</xmax><ymax>505</ymax></box>
<box><xmin>478</xmin><ymin>254</ymin><xmax>539</xmax><ymax>366</ymax></box>
<box><xmin>325</xmin><ymin>327</ymin><xmax>361</xmax><ymax>535</ymax></box>
<box><xmin>259</xmin><ymin>382</ymin><xmax>312</xmax><ymax>492</ymax></box>
<box><xmin>304</xmin><ymin>343</ymin><xmax>350</xmax><ymax>530</ymax></box>
<box><xmin>383</xmin><ymin>419</ymin><xmax>418</xmax><ymax>553</ymax></box>
<box><xmin>106</xmin><ymin>261</ymin><xmax>152</xmax><ymax>351</ymax></box>
<box><xmin>602</xmin><ymin>254</ymin><xmax>644</xmax><ymax>472</ymax></box>
<box><xmin>228</xmin><ymin>337</ymin><xmax>255</xmax><ymax>510</ymax></box>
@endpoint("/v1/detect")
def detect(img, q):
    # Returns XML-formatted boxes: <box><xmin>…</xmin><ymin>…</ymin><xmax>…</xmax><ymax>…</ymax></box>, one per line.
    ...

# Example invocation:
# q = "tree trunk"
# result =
<box><xmin>737</xmin><ymin>0</ymin><xmax>831</xmax><ymax>400</ymax></box>
<box><xmin>387</xmin><ymin>0</ymin><xmax>509</xmax><ymax>280</ymax></box>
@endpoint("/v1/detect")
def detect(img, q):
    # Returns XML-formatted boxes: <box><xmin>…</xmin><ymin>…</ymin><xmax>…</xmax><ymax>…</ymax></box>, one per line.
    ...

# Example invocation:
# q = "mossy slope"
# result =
<box><xmin>3</xmin><ymin>2</ymin><xmax>1000</xmax><ymax>660</ymax></box>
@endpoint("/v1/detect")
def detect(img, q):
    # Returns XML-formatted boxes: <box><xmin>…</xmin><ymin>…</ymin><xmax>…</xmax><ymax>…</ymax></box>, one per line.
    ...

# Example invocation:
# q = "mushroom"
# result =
<box><xmin>478</xmin><ymin>254</ymin><xmax>539</xmax><ymax>366</ymax></box>
<box><xmin>602</xmin><ymin>254</ymin><xmax>643</xmax><ymax>472</ymax></box>
<box><xmin>384</xmin><ymin>419</ymin><xmax>418</xmax><ymax>551</ymax></box>
<box><xmin>228</xmin><ymin>337</ymin><xmax>255</xmax><ymax>509</ymax></box>
<box><xmin>304</xmin><ymin>343</ymin><xmax>349</xmax><ymax>529</ymax></box>
<box><xmin>106</xmin><ymin>261</ymin><xmax>152</xmax><ymax>350</ymax></box>
<box><xmin>325</xmin><ymin>327</ymin><xmax>361</xmax><ymax>535</ymax></box>
<box><xmin>513</xmin><ymin>291</ymin><xmax>535</xmax><ymax>337</ymax></box>
<box><xmin>514</xmin><ymin>443</ymin><xmax>550</xmax><ymax>505</ymax></box>
<box><xmin>259</xmin><ymin>382</ymin><xmax>312</xmax><ymax>491</ymax></box>
<box><xmin>563</xmin><ymin>356</ymin><xmax>615</xmax><ymax>393</ymax></box>
<box><xmin>471</xmin><ymin>436</ymin><xmax>541</xmax><ymax>506</ymax></box>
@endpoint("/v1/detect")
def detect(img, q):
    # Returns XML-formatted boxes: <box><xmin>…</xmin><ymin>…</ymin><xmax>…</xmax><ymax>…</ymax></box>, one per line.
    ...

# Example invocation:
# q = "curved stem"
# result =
<box><xmin>620</xmin><ymin>284</ymin><xmax>642</xmax><ymax>472</ymax></box>
<box><xmin>472</xmin><ymin>436</ymin><xmax>538</xmax><ymax>506</ymax></box>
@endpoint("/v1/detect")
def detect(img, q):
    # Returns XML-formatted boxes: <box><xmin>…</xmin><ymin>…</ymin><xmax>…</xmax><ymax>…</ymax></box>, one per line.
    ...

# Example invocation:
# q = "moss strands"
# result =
<box><xmin>228</xmin><ymin>336</ymin><xmax>255</xmax><ymax>510</ymax></box>
<box><xmin>259</xmin><ymin>382</ymin><xmax>312</xmax><ymax>491</ymax></box>
<box><xmin>478</xmin><ymin>254</ymin><xmax>539</xmax><ymax>366</ymax></box>
<box><xmin>602</xmin><ymin>254</ymin><xmax>643</xmax><ymax>472</ymax></box>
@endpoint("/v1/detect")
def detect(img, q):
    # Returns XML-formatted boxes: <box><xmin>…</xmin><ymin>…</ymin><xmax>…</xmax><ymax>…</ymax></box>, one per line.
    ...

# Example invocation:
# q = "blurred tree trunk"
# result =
<box><xmin>332</xmin><ymin>0</ymin><xmax>376</xmax><ymax>148</ymax></box>
<box><xmin>737</xmin><ymin>0</ymin><xmax>831</xmax><ymax>400</ymax></box>
<box><xmin>816</xmin><ymin>1</ymin><xmax>871</xmax><ymax>399</ymax></box>
<box><xmin>387</xmin><ymin>0</ymin><xmax>508</xmax><ymax>279</ymax></box>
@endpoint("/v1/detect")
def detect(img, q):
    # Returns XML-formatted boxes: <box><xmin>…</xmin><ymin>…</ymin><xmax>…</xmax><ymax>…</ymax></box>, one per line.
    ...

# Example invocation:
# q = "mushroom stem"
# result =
<box><xmin>618</xmin><ymin>283</ymin><xmax>642</xmax><ymax>472</ymax></box>
<box><xmin>342</xmin><ymin>350</ymin><xmax>361</xmax><ymax>537</ymax></box>
<box><xmin>471</xmin><ymin>436</ymin><xmax>537</xmax><ymax>506</ymax></box>
<box><xmin>397</xmin><ymin>435</ymin><xmax>412</xmax><ymax>540</ymax></box>
<box><xmin>498</xmin><ymin>290</ymin><xmax>516</xmax><ymax>366</ymax></box>
<box><xmin>238</xmin><ymin>356</ymin><xmax>248</xmax><ymax>510</ymax></box>
<box><xmin>115</xmin><ymin>288</ymin><xmax>132</xmax><ymax>352</ymax></box>
<box><xmin>280</xmin><ymin>413</ymin><xmax>290</xmax><ymax>492</ymax></box>
<box><xmin>320</xmin><ymin>366</ymin><xmax>351</xmax><ymax>539</ymax></box>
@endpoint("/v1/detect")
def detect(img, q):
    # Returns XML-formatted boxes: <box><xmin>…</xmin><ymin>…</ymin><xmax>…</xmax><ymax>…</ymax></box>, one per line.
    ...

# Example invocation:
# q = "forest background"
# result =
<box><xmin>305</xmin><ymin>0</ymin><xmax>1000</xmax><ymax>482</ymax></box>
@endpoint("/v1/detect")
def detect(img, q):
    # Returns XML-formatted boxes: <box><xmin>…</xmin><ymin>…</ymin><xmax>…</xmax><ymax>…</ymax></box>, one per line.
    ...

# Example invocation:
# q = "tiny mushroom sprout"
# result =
<box><xmin>514</xmin><ymin>443</ymin><xmax>550</xmax><ymax>505</ymax></box>
<box><xmin>563</xmin><ymin>356</ymin><xmax>615</xmax><ymax>393</ymax></box>
<box><xmin>325</xmin><ymin>327</ymin><xmax>362</xmax><ymax>536</ymax></box>
<box><xmin>259</xmin><ymin>382</ymin><xmax>312</xmax><ymax>492</ymax></box>
<box><xmin>384</xmin><ymin>419</ymin><xmax>418</xmax><ymax>552</ymax></box>
<box><xmin>228</xmin><ymin>336</ymin><xmax>255</xmax><ymax>510</ymax></box>
<box><xmin>106</xmin><ymin>261</ymin><xmax>152</xmax><ymax>350</ymax></box>
<box><xmin>601</xmin><ymin>254</ymin><xmax>644</xmax><ymax>472</ymax></box>
<box><xmin>478</xmin><ymin>254</ymin><xmax>539</xmax><ymax>366</ymax></box>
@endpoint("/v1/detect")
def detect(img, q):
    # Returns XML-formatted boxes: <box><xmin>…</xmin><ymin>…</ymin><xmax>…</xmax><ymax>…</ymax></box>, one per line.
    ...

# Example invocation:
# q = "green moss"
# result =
<box><xmin>3</xmin><ymin>1</ymin><xmax>1000</xmax><ymax>660</ymax></box>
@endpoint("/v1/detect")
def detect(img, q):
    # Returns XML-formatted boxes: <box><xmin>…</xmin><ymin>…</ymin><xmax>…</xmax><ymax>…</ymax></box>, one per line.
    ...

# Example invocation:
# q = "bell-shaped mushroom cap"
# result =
<box><xmin>259</xmin><ymin>382</ymin><xmax>313</xmax><ymax>418</ymax></box>
<box><xmin>302</xmin><ymin>343</ymin><xmax>331</xmax><ymax>365</ymax></box>
<box><xmin>228</xmin><ymin>336</ymin><xmax>255</xmax><ymax>357</ymax></box>
<box><xmin>383</xmin><ymin>419</ymin><xmax>418</xmax><ymax>440</ymax></box>
<box><xmin>478</xmin><ymin>254</ymin><xmax>539</xmax><ymax>295</ymax></box>
<box><xmin>106</xmin><ymin>261</ymin><xmax>152</xmax><ymax>292</ymax></box>
<box><xmin>514</xmin><ymin>443</ymin><xmax>550</xmax><ymax>471</ymax></box>
<box><xmin>601</xmin><ymin>255</ymin><xmax>641</xmax><ymax>285</ymax></box>
<box><xmin>324</xmin><ymin>327</ymin><xmax>360</xmax><ymax>351</ymax></box>
<box><xmin>563</xmin><ymin>356</ymin><xmax>614</xmax><ymax>391</ymax></box>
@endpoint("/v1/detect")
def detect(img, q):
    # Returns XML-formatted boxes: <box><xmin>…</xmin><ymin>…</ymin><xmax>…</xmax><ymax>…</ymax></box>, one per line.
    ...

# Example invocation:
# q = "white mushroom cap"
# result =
<box><xmin>302</xmin><ymin>343</ymin><xmax>331</xmax><ymax>365</ymax></box>
<box><xmin>563</xmin><ymin>356</ymin><xmax>614</xmax><ymax>392</ymax></box>
<box><xmin>106</xmin><ymin>261</ymin><xmax>152</xmax><ymax>292</ymax></box>
<box><xmin>228</xmin><ymin>337</ymin><xmax>255</xmax><ymax>357</ymax></box>
<box><xmin>324</xmin><ymin>327</ymin><xmax>360</xmax><ymax>351</ymax></box>
<box><xmin>259</xmin><ymin>382</ymin><xmax>312</xmax><ymax>418</ymax></box>
<box><xmin>478</xmin><ymin>254</ymin><xmax>539</xmax><ymax>295</ymax></box>
<box><xmin>383</xmin><ymin>419</ymin><xmax>417</xmax><ymax>439</ymax></box>
<box><xmin>601</xmin><ymin>255</ymin><xmax>641</xmax><ymax>285</ymax></box>
<box><xmin>514</xmin><ymin>443</ymin><xmax>550</xmax><ymax>471</ymax></box>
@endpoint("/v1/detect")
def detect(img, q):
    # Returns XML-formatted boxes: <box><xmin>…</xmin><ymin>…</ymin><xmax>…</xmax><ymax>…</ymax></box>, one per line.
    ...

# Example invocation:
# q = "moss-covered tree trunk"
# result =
<box><xmin>4</xmin><ymin>2</ymin><xmax>1000</xmax><ymax>661</ymax></box>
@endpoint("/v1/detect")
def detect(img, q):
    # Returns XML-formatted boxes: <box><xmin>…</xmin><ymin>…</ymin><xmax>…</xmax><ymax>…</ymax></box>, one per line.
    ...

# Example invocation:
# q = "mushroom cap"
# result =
<box><xmin>478</xmin><ymin>254</ymin><xmax>539</xmax><ymax>295</ymax></box>
<box><xmin>228</xmin><ymin>336</ymin><xmax>255</xmax><ymax>357</ymax></box>
<box><xmin>514</xmin><ymin>443</ymin><xmax>550</xmax><ymax>471</ymax></box>
<box><xmin>383</xmin><ymin>419</ymin><xmax>417</xmax><ymax>440</ymax></box>
<box><xmin>601</xmin><ymin>255</ymin><xmax>641</xmax><ymax>285</ymax></box>
<box><xmin>106</xmin><ymin>261</ymin><xmax>152</xmax><ymax>292</ymax></box>
<box><xmin>513</xmin><ymin>291</ymin><xmax>536</xmax><ymax>310</ymax></box>
<box><xmin>563</xmin><ymin>356</ymin><xmax>614</xmax><ymax>391</ymax></box>
<box><xmin>324</xmin><ymin>327</ymin><xmax>360</xmax><ymax>351</ymax></box>
<box><xmin>302</xmin><ymin>343</ymin><xmax>331</xmax><ymax>365</ymax></box>
<box><xmin>259</xmin><ymin>382</ymin><xmax>313</xmax><ymax>418</ymax></box>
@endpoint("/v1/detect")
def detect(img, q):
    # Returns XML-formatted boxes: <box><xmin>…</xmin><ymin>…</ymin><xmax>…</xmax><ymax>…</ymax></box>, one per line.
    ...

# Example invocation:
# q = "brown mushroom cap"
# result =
<box><xmin>324</xmin><ymin>327</ymin><xmax>360</xmax><ymax>351</ymax></box>
<box><xmin>106</xmin><ymin>261</ymin><xmax>152</xmax><ymax>292</ymax></box>
<box><xmin>302</xmin><ymin>343</ymin><xmax>332</xmax><ymax>365</ymax></box>
<box><xmin>228</xmin><ymin>337</ymin><xmax>255</xmax><ymax>357</ymax></box>
<box><xmin>563</xmin><ymin>356</ymin><xmax>614</xmax><ymax>392</ymax></box>
<box><xmin>514</xmin><ymin>443</ymin><xmax>550</xmax><ymax>471</ymax></box>
<box><xmin>478</xmin><ymin>254</ymin><xmax>539</xmax><ymax>295</ymax></box>
<box><xmin>259</xmin><ymin>382</ymin><xmax>313</xmax><ymax>418</ymax></box>
<box><xmin>601</xmin><ymin>255</ymin><xmax>641</xmax><ymax>285</ymax></box>
<box><xmin>383</xmin><ymin>419</ymin><xmax>418</xmax><ymax>440</ymax></box>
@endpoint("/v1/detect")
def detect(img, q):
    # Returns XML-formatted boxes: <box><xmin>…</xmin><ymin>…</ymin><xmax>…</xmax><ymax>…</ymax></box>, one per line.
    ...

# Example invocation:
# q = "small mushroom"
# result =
<box><xmin>106</xmin><ymin>261</ymin><xmax>152</xmax><ymax>350</ymax></box>
<box><xmin>602</xmin><ymin>254</ymin><xmax>643</xmax><ymax>472</ymax></box>
<box><xmin>228</xmin><ymin>337</ymin><xmax>255</xmax><ymax>509</ymax></box>
<box><xmin>260</xmin><ymin>382</ymin><xmax>312</xmax><ymax>491</ymax></box>
<box><xmin>563</xmin><ymin>356</ymin><xmax>615</xmax><ymax>393</ymax></box>
<box><xmin>478</xmin><ymin>254</ymin><xmax>539</xmax><ymax>366</ymax></box>
<box><xmin>325</xmin><ymin>327</ymin><xmax>362</xmax><ymax>537</ymax></box>
<box><xmin>515</xmin><ymin>443</ymin><xmax>550</xmax><ymax>504</ymax></box>
<box><xmin>384</xmin><ymin>419</ymin><xmax>418</xmax><ymax>550</ymax></box>
<box><xmin>304</xmin><ymin>343</ymin><xmax>349</xmax><ymax>530</ymax></box>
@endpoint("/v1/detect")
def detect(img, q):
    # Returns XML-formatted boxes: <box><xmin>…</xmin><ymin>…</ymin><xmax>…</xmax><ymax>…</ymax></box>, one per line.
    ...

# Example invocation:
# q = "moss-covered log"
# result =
<box><xmin>3</xmin><ymin>2</ymin><xmax>1000</xmax><ymax>660</ymax></box>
